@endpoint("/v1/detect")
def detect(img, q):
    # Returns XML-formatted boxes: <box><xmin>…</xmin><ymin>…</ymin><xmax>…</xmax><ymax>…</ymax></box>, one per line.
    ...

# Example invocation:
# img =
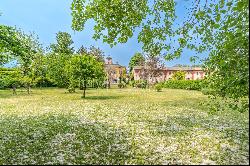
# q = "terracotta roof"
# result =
<box><xmin>105</xmin><ymin>64</ymin><xmax>126</xmax><ymax>68</ymax></box>
<box><xmin>133</xmin><ymin>66</ymin><xmax>203</xmax><ymax>71</ymax></box>
<box><xmin>167</xmin><ymin>67</ymin><xmax>203</xmax><ymax>71</ymax></box>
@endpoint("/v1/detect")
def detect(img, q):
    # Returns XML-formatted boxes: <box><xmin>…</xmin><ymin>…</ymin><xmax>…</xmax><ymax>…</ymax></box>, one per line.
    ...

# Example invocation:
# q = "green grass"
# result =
<box><xmin>0</xmin><ymin>88</ymin><xmax>249</xmax><ymax>165</ymax></box>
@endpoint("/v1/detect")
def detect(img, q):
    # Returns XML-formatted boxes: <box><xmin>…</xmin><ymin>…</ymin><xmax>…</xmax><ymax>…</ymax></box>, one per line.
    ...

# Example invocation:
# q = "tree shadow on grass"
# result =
<box><xmin>162</xmin><ymin>97</ymin><xmax>207</xmax><ymax>110</ymax></box>
<box><xmin>0</xmin><ymin>89</ymin><xmax>25</xmax><ymax>98</ymax></box>
<box><xmin>0</xmin><ymin>114</ymin><xmax>132</xmax><ymax>165</ymax></box>
<box><xmin>83</xmin><ymin>95</ymin><xmax>125</xmax><ymax>100</ymax></box>
<box><xmin>146</xmin><ymin>112</ymin><xmax>249</xmax><ymax>165</ymax></box>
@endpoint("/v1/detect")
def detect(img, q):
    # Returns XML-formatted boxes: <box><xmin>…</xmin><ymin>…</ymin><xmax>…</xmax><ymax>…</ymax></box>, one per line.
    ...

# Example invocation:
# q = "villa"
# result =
<box><xmin>104</xmin><ymin>57</ymin><xmax>127</xmax><ymax>84</ymax></box>
<box><xmin>132</xmin><ymin>66</ymin><xmax>205</xmax><ymax>83</ymax></box>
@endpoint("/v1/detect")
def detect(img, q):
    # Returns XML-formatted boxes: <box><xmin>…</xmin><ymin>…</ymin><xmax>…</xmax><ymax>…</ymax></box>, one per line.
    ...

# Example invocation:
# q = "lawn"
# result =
<box><xmin>0</xmin><ymin>88</ymin><xmax>249</xmax><ymax>165</ymax></box>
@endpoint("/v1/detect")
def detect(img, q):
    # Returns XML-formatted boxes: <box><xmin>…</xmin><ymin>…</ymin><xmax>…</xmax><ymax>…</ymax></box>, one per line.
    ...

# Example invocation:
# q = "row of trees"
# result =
<box><xmin>0</xmin><ymin>27</ymin><xmax>107</xmax><ymax>98</ymax></box>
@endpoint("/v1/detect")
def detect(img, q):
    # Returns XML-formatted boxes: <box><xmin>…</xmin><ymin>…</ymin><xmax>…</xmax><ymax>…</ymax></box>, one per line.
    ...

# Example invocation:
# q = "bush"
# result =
<box><xmin>118</xmin><ymin>81</ymin><xmax>126</xmax><ymax>88</ymax></box>
<box><xmin>35</xmin><ymin>77</ymin><xmax>56</xmax><ymax>87</ymax></box>
<box><xmin>131</xmin><ymin>80</ymin><xmax>148</xmax><ymax>89</ymax></box>
<box><xmin>162</xmin><ymin>80</ymin><xmax>203</xmax><ymax>90</ymax></box>
<box><xmin>201</xmin><ymin>88</ymin><xmax>217</xmax><ymax>95</ymax></box>
<box><xmin>0</xmin><ymin>69</ymin><xmax>21</xmax><ymax>89</ymax></box>
<box><xmin>154</xmin><ymin>84</ymin><xmax>162</xmax><ymax>92</ymax></box>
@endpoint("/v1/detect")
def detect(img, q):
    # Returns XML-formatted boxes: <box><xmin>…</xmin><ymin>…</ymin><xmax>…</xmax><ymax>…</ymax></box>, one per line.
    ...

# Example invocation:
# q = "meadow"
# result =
<box><xmin>0</xmin><ymin>88</ymin><xmax>249</xmax><ymax>165</ymax></box>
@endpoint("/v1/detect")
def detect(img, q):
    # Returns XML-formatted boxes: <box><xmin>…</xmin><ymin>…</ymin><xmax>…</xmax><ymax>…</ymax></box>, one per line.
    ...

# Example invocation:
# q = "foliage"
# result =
<box><xmin>184</xmin><ymin>0</ymin><xmax>249</xmax><ymax>100</ymax></box>
<box><xmin>46</xmin><ymin>53</ymin><xmax>71</xmax><ymax>88</ymax></box>
<box><xmin>135</xmin><ymin>53</ymin><xmax>164</xmax><ymax>85</ymax></box>
<box><xmin>154</xmin><ymin>83</ymin><xmax>162</xmax><ymax>92</ymax></box>
<box><xmin>162</xmin><ymin>80</ymin><xmax>203</xmax><ymax>91</ymax></box>
<box><xmin>67</xmin><ymin>54</ymin><xmax>105</xmax><ymax>98</ymax></box>
<box><xmin>46</xmin><ymin>32</ymin><xmax>75</xmax><ymax>88</ymax></box>
<box><xmin>130</xmin><ymin>80</ymin><xmax>148</xmax><ymax>89</ymax></box>
<box><xmin>50</xmin><ymin>31</ymin><xmax>74</xmax><ymax>54</ymax></box>
<box><xmin>0</xmin><ymin>68</ymin><xmax>21</xmax><ymax>89</ymax></box>
<box><xmin>128</xmin><ymin>52</ymin><xmax>145</xmax><ymax>73</ymax></box>
<box><xmin>172</xmin><ymin>71</ymin><xmax>186</xmax><ymax>80</ymax></box>
<box><xmin>202</xmin><ymin>96</ymin><xmax>249</xmax><ymax>113</ymax></box>
<box><xmin>30</xmin><ymin>53</ymin><xmax>55</xmax><ymax>87</ymax></box>
<box><xmin>77</xmin><ymin>45</ymin><xmax>105</xmax><ymax>63</ymax></box>
<box><xmin>201</xmin><ymin>88</ymin><xmax>217</xmax><ymax>96</ymax></box>
<box><xmin>118</xmin><ymin>81</ymin><xmax>126</xmax><ymax>88</ymax></box>
<box><xmin>71</xmin><ymin>0</ymin><xmax>177</xmax><ymax>56</ymax></box>
<box><xmin>0</xmin><ymin>25</ymin><xmax>43</xmax><ymax>93</ymax></box>
<box><xmin>0</xmin><ymin>25</ymin><xmax>41</xmax><ymax>65</ymax></box>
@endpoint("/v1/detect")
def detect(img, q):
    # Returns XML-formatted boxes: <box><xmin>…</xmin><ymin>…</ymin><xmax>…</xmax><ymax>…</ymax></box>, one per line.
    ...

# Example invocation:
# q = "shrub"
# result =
<box><xmin>172</xmin><ymin>71</ymin><xmax>186</xmax><ymax>80</ymax></box>
<box><xmin>141</xmin><ymin>80</ymin><xmax>147</xmax><ymax>89</ymax></box>
<box><xmin>130</xmin><ymin>80</ymin><xmax>148</xmax><ymax>89</ymax></box>
<box><xmin>162</xmin><ymin>80</ymin><xmax>203</xmax><ymax>90</ymax></box>
<box><xmin>118</xmin><ymin>81</ymin><xmax>126</xmax><ymax>88</ymax></box>
<box><xmin>201</xmin><ymin>88</ymin><xmax>217</xmax><ymax>96</ymax></box>
<box><xmin>0</xmin><ymin>69</ymin><xmax>21</xmax><ymax>89</ymax></box>
<box><xmin>154</xmin><ymin>84</ymin><xmax>162</xmax><ymax>92</ymax></box>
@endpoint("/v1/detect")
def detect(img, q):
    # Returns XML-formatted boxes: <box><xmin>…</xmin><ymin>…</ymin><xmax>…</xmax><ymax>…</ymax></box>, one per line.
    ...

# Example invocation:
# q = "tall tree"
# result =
<box><xmin>50</xmin><ymin>31</ymin><xmax>74</xmax><ymax>54</ymax></box>
<box><xmin>47</xmin><ymin>32</ymin><xmax>74</xmax><ymax>87</ymax></box>
<box><xmin>88</xmin><ymin>46</ymin><xmax>105</xmax><ymax>63</ymax></box>
<box><xmin>0</xmin><ymin>25</ymin><xmax>43</xmax><ymax>93</ymax></box>
<box><xmin>140</xmin><ymin>53</ymin><xmax>164</xmax><ymax>85</ymax></box>
<box><xmin>77</xmin><ymin>45</ymin><xmax>105</xmax><ymax>63</ymax></box>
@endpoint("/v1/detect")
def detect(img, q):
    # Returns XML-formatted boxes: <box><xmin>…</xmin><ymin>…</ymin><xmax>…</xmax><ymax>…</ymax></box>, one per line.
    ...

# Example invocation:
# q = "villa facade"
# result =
<box><xmin>104</xmin><ymin>57</ymin><xmax>126</xmax><ymax>84</ymax></box>
<box><xmin>132</xmin><ymin>66</ymin><xmax>205</xmax><ymax>83</ymax></box>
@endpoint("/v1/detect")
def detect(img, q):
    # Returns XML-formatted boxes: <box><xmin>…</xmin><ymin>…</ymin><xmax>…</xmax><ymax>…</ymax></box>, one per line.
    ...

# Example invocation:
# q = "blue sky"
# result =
<box><xmin>0</xmin><ymin>0</ymin><xmax>206</xmax><ymax>66</ymax></box>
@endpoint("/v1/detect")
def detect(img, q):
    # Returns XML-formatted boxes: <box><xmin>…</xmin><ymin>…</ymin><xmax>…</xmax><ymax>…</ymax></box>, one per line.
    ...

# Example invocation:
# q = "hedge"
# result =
<box><xmin>161</xmin><ymin>80</ymin><xmax>204</xmax><ymax>91</ymax></box>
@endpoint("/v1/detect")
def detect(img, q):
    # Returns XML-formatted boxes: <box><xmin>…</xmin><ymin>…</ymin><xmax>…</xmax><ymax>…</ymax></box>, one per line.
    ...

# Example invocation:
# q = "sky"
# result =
<box><xmin>0</xmin><ymin>0</ymin><xmax>206</xmax><ymax>67</ymax></box>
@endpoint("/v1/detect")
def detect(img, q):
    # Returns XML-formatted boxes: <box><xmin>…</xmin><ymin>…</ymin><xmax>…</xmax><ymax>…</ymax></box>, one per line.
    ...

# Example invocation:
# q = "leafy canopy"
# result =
<box><xmin>67</xmin><ymin>54</ymin><xmax>105</xmax><ymax>97</ymax></box>
<box><xmin>50</xmin><ymin>31</ymin><xmax>74</xmax><ymax>54</ymax></box>
<box><xmin>172</xmin><ymin>71</ymin><xmax>186</xmax><ymax>80</ymax></box>
<box><xmin>128</xmin><ymin>52</ymin><xmax>145</xmax><ymax>73</ymax></box>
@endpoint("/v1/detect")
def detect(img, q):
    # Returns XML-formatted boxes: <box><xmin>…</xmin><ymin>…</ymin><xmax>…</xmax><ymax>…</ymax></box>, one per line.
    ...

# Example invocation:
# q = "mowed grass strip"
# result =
<box><xmin>0</xmin><ymin>88</ymin><xmax>248</xmax><ymax>165</ymax></box>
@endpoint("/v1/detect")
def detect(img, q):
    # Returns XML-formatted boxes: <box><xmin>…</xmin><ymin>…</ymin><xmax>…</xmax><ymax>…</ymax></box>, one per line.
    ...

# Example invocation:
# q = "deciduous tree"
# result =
<box><xmin>68</xmin><ymin>54</ymin><xmax>105</xmax><ymax>98</ymax></box>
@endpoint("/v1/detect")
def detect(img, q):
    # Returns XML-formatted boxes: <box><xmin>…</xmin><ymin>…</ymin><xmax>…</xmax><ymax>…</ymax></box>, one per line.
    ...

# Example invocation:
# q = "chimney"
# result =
<box><xmin>106</xmin><ymin>57</ymin><xmax>113</xmax><ymax>64</ymax></box>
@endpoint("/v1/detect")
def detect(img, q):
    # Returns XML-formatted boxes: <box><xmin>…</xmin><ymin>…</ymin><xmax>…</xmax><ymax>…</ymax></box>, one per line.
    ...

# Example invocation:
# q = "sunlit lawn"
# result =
<box><xmin>0</xmin><ymin>88</ymin><xmax>249</xmax><ymax>165</ymax></box>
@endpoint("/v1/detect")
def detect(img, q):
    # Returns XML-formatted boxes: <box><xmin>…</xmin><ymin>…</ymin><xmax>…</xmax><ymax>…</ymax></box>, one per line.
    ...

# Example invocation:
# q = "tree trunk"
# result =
<box><xmin>12</xmin><ymin>86</ymin><xmax>17</xmax><ymax>95</ymax></box>
<box><xmin>83</xmin><ymin>81</ymin><xmax>86</xmax><ymax>98</ymax></box>
<box><xmin>27</xmin><ymin>84</ymin><xmax>30</xmax><ymax>94</ymax></box>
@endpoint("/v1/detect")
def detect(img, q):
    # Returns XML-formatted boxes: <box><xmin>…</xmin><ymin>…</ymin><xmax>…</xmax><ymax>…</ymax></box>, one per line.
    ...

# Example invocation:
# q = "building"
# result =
<box><xmin>132</xmin><ymin>66</ymin><xmax>205</xmax><ymax>83</ymax></box>
<box><xmin>104</xmin><ymin>57</ymin><xmax>127</xmax><ymax>84</ymax></box>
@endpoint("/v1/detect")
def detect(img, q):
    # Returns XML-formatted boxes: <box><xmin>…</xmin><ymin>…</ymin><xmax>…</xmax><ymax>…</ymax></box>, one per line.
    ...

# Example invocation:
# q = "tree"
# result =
<box><xmin>172</xmin><ymin>71</ymin><xmax>186</xmax><ymax>80</ymax></box>
<box><xmin>71</xmin><ymin>0</ymin><xmax>249</xmax><ymax>102</ymax></box>
<box><xmin>50</xmin><ymin>31</ymin><xmax>74</xmax><ymax>54</ymax></box>
<box><xmin>71</xmin><ymin>0</ymin><xmax>178</xmax><ymax>57</ymax></box>
<box><xmin>186</xmin><ymin>0</ymin><xmax>249</xmax><ymax>100</ymax></box>
<box><xmin>138</xmin><ymin>53</ymin><xmax>164</xmax><ymax>86</ymax></box>
<box><xmin>0</xmin><ymin>25</ymin><xmax>28</xmax><ymax>65</ymax></box>
<box><xmin>47</xmin><ymin>32</ymin><xmax>74</xmax><ymax>87</ymax></box>
<box><xmin>128</xmin><ymin>52</ymin><xmax>145</xmax><ymax>73</ymax></box>
<box><xmin>0</xmin><ymin>25</ymin><xmax>44</xmax><ymax>94</ymax></box>
<box><xmin>88</xmin><ymin>46</ymin><xmax>105</xmax><ymax>63</ymax></box>
<box><xmin>77</xmin><ymin>45</ymin><xmax>88</xmax><ymax>55</ymax></box>
<box><xmin>68</xmin><ymin>54</ymin><xmax>105</xmax><ymax>98</ymax></box>
<box><xmin>77</xmin><ymin>45</ymin><xmax>105</xmax><ymax>63</ymax></box>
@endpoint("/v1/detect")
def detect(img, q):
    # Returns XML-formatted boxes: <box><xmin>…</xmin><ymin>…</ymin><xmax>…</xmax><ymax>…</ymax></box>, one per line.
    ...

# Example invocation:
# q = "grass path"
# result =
<box><xmin>0</xmin><ymin>88</ymin><xmax>249</xmax><ymax>164</ymax></box>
